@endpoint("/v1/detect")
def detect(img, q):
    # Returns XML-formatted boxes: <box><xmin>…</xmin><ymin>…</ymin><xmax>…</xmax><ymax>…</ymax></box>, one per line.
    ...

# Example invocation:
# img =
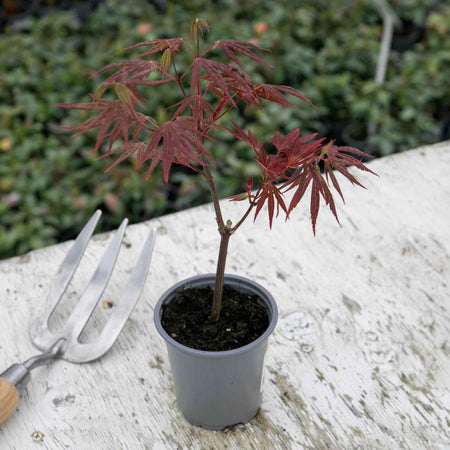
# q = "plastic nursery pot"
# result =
<box><xmin>153</xmin><ymin>274</ymin><xmax>278</xmax><ymax>430</ymax></box>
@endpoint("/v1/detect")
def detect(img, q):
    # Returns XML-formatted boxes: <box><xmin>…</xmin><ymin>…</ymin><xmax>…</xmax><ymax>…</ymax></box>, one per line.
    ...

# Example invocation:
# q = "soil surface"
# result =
<box><xmin>161</xmin><ymin>284</ymin><xmax>269</xmax><ymax>351</ymax></box>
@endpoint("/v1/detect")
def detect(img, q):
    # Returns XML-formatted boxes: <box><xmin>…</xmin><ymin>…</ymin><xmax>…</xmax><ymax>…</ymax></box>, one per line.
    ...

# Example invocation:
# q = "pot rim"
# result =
<box><xmin>153</xmin><ymin>273</ymin><xmax>278</xmax><ymax>358</ymax></box>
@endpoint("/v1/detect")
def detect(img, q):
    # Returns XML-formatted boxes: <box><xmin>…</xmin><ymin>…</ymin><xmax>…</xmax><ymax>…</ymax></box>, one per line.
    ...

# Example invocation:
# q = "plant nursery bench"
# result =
<box><xmin>0</xmin><ymin>141</ymin><xmax>449</xmax><ymax>449</ymax></box>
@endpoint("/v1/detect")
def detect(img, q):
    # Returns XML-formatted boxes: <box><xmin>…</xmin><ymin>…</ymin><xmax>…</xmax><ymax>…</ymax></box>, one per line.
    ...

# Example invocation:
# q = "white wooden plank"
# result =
<box><xmin>0</xmin><ymin>141</ymin><xmax>449</xmax><ymax>449</ymax></box>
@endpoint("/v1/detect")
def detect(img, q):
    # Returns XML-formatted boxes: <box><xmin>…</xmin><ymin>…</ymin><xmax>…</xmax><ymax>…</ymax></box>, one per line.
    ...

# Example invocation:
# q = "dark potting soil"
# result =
<box><xmin>161</xmin><ymin>285</ymin><xmax>269</xmax><ymax>351</ymax></box>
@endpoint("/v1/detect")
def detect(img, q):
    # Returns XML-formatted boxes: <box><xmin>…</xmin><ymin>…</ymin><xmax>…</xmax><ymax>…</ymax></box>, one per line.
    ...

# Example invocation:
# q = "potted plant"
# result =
<box><xmin>59</xmin><ymin>18</ymin><xmax>376</xmax><ymax>430</ymax></box>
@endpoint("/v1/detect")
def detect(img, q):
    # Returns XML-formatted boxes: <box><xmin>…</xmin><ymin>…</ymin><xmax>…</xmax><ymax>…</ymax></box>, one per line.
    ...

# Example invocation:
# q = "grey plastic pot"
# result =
<box><xmin>153</xmin><ymin>274</ymin><xmax>278</xmax><ymax>430</ymax></box>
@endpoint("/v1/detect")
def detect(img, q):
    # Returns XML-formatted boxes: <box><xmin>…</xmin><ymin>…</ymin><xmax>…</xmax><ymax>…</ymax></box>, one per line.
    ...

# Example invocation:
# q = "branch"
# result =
<box><xmin>201</xmin><ymin>165</ymin><xmax>225</xmax><ymax>231</ymax></box>
<box><xmin>231</xmin><ymin>188</ymin><xmax>261</xmax><ymax>233</ymax></box>
<box><xmin>171</xmin><ymin>58</ymin><xmax>187</xmax><ymax>98</ymax></box>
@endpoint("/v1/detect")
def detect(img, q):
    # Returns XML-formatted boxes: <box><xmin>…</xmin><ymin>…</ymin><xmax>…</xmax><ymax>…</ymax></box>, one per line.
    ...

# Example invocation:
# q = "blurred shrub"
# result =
<box><xmin>0</xmin><ymin>0</ymin><xmax>448</xmax><ymax>258</ymax></box>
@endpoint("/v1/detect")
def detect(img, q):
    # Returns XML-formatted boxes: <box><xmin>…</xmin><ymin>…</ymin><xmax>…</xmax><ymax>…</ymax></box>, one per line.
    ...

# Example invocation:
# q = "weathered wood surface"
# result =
<box><xmin>0</xmin><ymin>141</ymin><xmax>449</xmax><ymax>449</ymax></box>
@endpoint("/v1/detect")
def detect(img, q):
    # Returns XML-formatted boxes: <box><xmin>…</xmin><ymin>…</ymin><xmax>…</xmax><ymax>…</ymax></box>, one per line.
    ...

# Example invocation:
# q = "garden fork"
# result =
<box><xmin>0</xmin><ymin>210</ymin><xmax>156</xmax><ymax>424</ymax></box>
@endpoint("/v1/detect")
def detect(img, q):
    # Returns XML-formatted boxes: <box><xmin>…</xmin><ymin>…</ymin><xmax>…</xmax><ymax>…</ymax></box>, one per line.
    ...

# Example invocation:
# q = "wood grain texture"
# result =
<box><xmin>0</xmin><ymin>378</ymin><xmax>19</xmax><ymax>425</ymax></box>
<box><xmin>0</xmin><ymin>141</ymin><xmax>449</xmax><ymax>449</ymax></box>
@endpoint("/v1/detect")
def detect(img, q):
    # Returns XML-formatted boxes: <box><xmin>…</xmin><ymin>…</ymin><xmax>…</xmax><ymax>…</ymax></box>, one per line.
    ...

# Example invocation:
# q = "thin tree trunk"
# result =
<box><xmin>210</xmin><ymin>229</ymin><xmax>231</xmax><ymax>320</ymax></box>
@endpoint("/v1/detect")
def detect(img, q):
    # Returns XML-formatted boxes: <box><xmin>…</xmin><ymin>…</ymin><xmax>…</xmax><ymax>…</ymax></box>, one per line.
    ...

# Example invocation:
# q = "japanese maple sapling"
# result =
<box><xmin>59</xmin><ymin>19</ymin><xmax>376</xmax><ymax>321</ymax></box>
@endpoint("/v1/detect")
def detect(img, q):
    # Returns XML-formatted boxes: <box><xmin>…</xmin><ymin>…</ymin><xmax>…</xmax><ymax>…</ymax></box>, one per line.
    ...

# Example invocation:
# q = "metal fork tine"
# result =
<box><xmin>29</xmin><ymin>210</ymin><xmax>102</xmax><ymax>349</ymax></box>
<box><xmin>41</xmin><ymin>210</ymin><xmax>102</xmax><ymax>321</ymax></box>
<box><xmin>62</xmin><ymin>218</ymin><xmax>128</xmax><ymax>341</ymax></box>
<box><xmin>64</xmin><ymin>228</ymin><xmax>157</xmax><ymax>362</ymax></box>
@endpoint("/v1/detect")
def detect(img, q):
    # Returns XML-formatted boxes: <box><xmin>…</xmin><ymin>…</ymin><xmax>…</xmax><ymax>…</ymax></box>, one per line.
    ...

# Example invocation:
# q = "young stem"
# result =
<box><xmin>200</xmin><ymin>166</ymin><xmax>228</xmax><ymax>320</ymax></box>
<box><xmin>202</xmin><ymin>171</ymin><xmax>259</xmax><ymax>320</ymax></box>
<box><xmin>210</xmin><ymin>226</ymin><xmax>232</xmax><ymax>321</ymax></box>
<box><xmin>231</xmin><ymin>187</ymin><xmax>261</xmax><ymax>233</ymax></box>
<box><xmin>196</xmin><ymin>24</ymin><xmax>200</xmax><ymax>56</ymax></box>
<box><xmin>202</xmin><ymin>166</ymin><xmax>225</xmax><ymax>230</ymax></box>
<box><xmin>172</xmin><ymin>58</ymin><xmax>187</xmax><ymax>98</ymax></box>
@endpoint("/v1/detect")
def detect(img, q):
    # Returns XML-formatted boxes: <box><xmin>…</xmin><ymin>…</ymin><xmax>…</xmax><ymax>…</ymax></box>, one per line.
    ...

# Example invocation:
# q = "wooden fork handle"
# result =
<box><xmin>0</xmin><ymin>377</ymin><xmax>19</xmax><ymax>425</ymax></box>
<box><xmin>0</xmin><ymin>349</ymin><xmax>60</xmax><ymax>426</ymax></box>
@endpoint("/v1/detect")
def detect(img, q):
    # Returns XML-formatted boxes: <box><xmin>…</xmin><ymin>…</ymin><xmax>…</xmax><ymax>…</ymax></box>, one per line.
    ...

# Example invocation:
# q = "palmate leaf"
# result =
<box><xmin>168</xmin><ymin>95</ymin><xmax>215</xmax><ymax>128</ymax></box>
<box><xmin>125</xmin><ymin>38</ymin><xmax>185</xmax><ymax>71</ymax></box>
<box><xmin>223</xmin><ymin>125</ymin><xmax>375</xmax><ymax>233</ymax></box>
<box><xmin>58</xmin><ymin>99</ymin><xmax>152</xmax><ymax>154</ymax></box>
<box><xmin>212</xmin><ymin>40</ymin><xmax>273</xmax><ymax>70</ymax></box>
<box><xmin>228</xmin><ymin>123</ymin><xmax>287</xmax><ymax>183</ymax></box>
<box><xmin>282</xmin><ymin>143</ymin><xmax>377</xmax><ymax>234</ymax></box>
<box><xmin>88</xmin><ymin>61</ymin><xmax>163</xmax><ymax>104</ymax></box>
<box><xmin>270</xmin><ymin>129</ymin><xmax>301</xmax><ymax>152</ymax></box>
<box><xmin>125</xmin><ymin>38</ymin><xmax>185</xmax><ymax>58</ymax></box>
<box><xmin>226</xmin><ymin>121</ymin><xmax>264</xmax><ymax>152</ymax></box>
<box><xmin>285</xmin><ymin>167</ymin><xmax>312</xmax><ymax>212</ymax></box>
<box><xmin>250</xmin><ymin>128</ymin><xmax>323</xmax><ymax>181</ymax></box>
<box><xmin>323</xmin><ymin>145</ymin><xmax>377</xmax><ymax>187</ymax></box>
<box><xmin>89</xmin><ymin>60</ymin><xmax>159</xmax><ymax>84</ymax></box>
<box><xmin>59</xmin><ymin>19</ymin><xmax>377</xmax><ymax>239</ymax></box>
<box><xmin>207</xmin><ymin>69</ymin><xmax>314</xmax><ymax>112</ymax></box>
<box><xmin>271</xmin><ymin>129</ymin><xmax>323</xmax><ymax>168</ymax></box>
<box><xmin>98</xmin><ymin>141</ymin><xmax>145</xmax><ymax>171</ymax></box>
<box><xmin>140</xmin><ymin>119</ymin><xmax>213</xmax><ymax>182</ymax></box>
<box><xmin>254</xmin><ymin>84</ymin><xmax>315</xmax><ymax>108</ymax></box>
<box><xmin>271</xmin><ymin>130</ymin><xmax>321</xmax><ymax>158</ymax></box>
<box><xmin>254</xmin><ymin>183</ymin><xmax>288</xmax><ymax>229</ymax></box>
<box><xmin>283</xmin><ymin>164</ymin><xmax>333</xmax><ymax>235</ymax></box>
<box><xmin>189</xmin><ymin>58</ymin><xmax>237</xmax><ymax>106</ymax></box>
<box><xmin>219</xmin><ymin>69</ymin><xmax>263</xmax><ymax>111</ymax></box>
<box><xmin>254</xmin><ymin>148</ymin><xmax>289</xmax><ymax>181</ymax></box>
<box><xmin>99</xmin><ymin>120</ymin><xmax>213</xmax><ymax>182</ymax></box>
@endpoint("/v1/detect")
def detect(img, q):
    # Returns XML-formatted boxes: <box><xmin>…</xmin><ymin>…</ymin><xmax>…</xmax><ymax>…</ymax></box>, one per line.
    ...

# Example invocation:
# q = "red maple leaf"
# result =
<box><xmin>212</xmin><ymin>40</ymin><xmax>273</xmax><ymax>70</ymax></box>
<box><xmin>60</xmin><ymin>19</ymin><xmax>378</xmax><ymax>321</ymax></box>
<box><xmin>254</xmin><ymin>183</ymin><xmax>288</xmax><ymax>228</ymax></box>
<box><xmin>58</xmin><ymin>99</ymin><xmax>153</xmax><ymax>154</ymax></box>
<box><xmin>140</xmin><ymin>119</ymin><xmax>213</xmax><ymax>182</ymax></box>
<box><xmin>89</xmin><ymin>60</ymin><xmax>159</xmax><ymax>86</ymax></box>
<box><xmin>167</xmin><ymin>95</ymin><xmax>215</xmax><ymax>129</ymax></box>
<box><xmin>125</xmin><ymin>38</ymin><xmax>185</xmax><ymax>58</ymax></box>
<box><xmin>253</xmin><ymin>84</ymin><xmax>315</xmax><ymax>108</ymax></box>
<box><xmin>59</xmin><ymin>19</ymin><xmax>376</xmax><ymax>239</ymax></box>
<box><xmin>188</xmin><ymin>58</ymin><xmax>237</xmax><ymax>106</ymax></box>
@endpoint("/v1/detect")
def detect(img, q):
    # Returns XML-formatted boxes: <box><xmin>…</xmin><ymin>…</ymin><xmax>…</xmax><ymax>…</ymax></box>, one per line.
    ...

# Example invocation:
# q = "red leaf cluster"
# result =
<box><xmin>229</xmin><ymin>124</ymin><xmax>376</xmax><ymax>232</ymax></box>
<box><xmin>60</xmin><ymin>19</ymin><xmax>376</xmax><ymax>233</ymax></box>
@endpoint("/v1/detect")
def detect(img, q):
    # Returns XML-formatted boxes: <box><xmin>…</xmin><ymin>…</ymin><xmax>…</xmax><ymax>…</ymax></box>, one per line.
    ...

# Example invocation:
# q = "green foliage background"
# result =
<box><xmin>0</xmin><ymin>0</ymin><xmax>449</xmax><ymax>258</ymax></box>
